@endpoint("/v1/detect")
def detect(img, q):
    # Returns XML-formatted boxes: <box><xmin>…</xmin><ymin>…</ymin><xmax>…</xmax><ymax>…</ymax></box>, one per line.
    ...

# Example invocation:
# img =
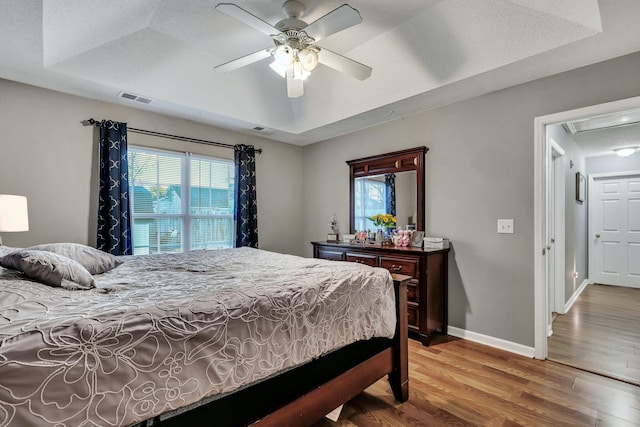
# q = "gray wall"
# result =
<box><xmin>302</xmin><ymin>51</ymin><xmax>640</xmax><ymax>347</ymax></box>
<box><xmin>547</xmin><ymin>124</ymin><xmax>588</xmax><ymax>302</ymax></box>
<box><xmin>0</xmin><ymin>78</ymin><xmax>304</xmax><ymax>256</ymax></box>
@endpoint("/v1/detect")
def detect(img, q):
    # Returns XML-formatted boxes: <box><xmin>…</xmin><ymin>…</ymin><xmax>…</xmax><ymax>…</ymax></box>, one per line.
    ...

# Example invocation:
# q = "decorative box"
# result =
<box><xmin>423</xmin><ymin>237</ymin><xmax>449</xmax><ymax>249</ymax></box>
<box><xmin>341</xmin><ymin>234</ymin><xmax>356</xmax><ymax>243</ymax></box>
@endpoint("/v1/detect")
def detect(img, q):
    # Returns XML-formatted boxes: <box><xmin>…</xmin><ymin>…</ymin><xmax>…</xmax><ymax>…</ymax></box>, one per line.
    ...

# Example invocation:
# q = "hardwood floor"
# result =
<box><xmin>548</xmin><ymin>284</ymin><xmax>640</xmax><ymax>386</ymax></box>
<box><xmin>312</xmin><ymin>336</ymin><xmax>640</xmax><ymax>426</ymax></box>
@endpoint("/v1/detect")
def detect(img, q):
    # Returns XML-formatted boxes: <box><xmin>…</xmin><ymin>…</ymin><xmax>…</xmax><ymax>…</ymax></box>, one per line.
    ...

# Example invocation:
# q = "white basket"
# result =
<box><xmin>423</xmin><ymin>238</ymin><xmax>449</xmax><ymax>249</ymax></box>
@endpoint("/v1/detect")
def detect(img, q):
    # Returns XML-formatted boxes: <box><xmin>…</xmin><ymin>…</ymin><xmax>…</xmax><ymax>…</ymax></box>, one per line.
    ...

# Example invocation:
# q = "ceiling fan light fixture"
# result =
<box><xmin>299</xmin><ymin>48</ymin><xmax>318</xmax><ymax>72</ymax></box>
<box><xmin>612</xmin><ymin>146</ymin><xmax>639</xmax><ymax>157</ymax></box>
<box><xmin>214</xmin><ymin>1</ymin><xmax>371</xmax><ymax>97</ymax></box>
<box><xmin>292</xmin><ymin>59</ymin><xmax>310</xmax><ymax>80</ymax></box>
<box><xmin>273</xmin><ymin>45</ymin><xmax>294</xmax><ymax>66</ymax></box>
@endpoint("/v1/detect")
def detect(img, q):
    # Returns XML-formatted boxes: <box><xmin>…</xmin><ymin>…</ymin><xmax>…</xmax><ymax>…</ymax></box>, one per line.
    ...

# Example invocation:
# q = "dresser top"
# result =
<box><xmin>311</xmin><ymin>241</ymin><xmax>450</xmax><ymax>255</ymax></box>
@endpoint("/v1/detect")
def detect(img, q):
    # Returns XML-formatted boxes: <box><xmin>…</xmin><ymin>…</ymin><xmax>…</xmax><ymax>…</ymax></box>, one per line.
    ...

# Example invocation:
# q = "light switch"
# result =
<box><xmin>498</xmin><ymin>219</ymin><xmax>514</xmax><ymax>234</ymax></box>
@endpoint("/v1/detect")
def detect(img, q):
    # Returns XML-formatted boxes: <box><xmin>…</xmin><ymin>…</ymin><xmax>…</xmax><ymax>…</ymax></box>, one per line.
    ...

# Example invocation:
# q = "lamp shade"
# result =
<box><xmin>299</xmin><ymin>49</ymin><xmax>318</xmax><ymax>72</ymax></box>
<box><xmin>0</xmin><ymin>195</ymin><xmax>29</xmax><ymax>232</ymax></box>
<box><xmin>273</xmin><ymin>45</ymin><xmax>294</xmax><ymax>66</ymax></box>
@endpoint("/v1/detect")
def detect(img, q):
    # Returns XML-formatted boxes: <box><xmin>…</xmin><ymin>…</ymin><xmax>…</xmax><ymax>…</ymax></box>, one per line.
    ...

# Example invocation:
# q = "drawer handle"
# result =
<box><xmin>390</xmin><ymin>265</ymin><xmax>402</xmax><ymax>272</ymax></box>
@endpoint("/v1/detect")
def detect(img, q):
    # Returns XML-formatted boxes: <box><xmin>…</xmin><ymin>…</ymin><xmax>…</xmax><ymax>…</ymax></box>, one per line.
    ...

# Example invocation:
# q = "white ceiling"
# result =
<box><xmin>566</xmin><ymin>115</ymin><xmax>640</xmax><ymax>158</ymax></box>
<box><xmin>1</xmin><ymin>0</ymin><xmax>640</xmax><ymax>146</ymax></box>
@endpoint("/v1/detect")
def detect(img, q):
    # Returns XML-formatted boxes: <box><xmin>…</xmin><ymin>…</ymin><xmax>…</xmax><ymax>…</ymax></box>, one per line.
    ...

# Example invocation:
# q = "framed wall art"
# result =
<box><xmin>575</xmin><ymin>172</ymin><xmax>586</xmax><ymax>203</ymax></box>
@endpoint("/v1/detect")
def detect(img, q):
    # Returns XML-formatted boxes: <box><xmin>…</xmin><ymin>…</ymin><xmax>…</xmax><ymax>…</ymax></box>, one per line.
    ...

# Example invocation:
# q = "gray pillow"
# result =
<box><xmin>0</xmin><ymin>250</ymin><xmax>96</xmax><ymax>290</ymax></box>
<box><xmin>26</xmin><ymin>243</ymin><xmax>123</xmax><ymax>274</ymax></box>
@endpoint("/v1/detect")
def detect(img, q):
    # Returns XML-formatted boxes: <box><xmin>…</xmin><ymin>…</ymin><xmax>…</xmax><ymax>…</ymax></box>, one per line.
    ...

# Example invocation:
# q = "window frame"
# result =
<box><xmin>128</xmin><ymin>146</ymin><xmax>235</xmax><ymax>254</ymax></box>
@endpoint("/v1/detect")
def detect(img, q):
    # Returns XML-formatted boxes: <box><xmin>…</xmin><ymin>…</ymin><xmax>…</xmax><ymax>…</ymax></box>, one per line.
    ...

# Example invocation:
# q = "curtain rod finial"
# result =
<box><xmin>82</xmin><ymin>118</ymin><xmax>99</xmax><ymax>126</ymax></box>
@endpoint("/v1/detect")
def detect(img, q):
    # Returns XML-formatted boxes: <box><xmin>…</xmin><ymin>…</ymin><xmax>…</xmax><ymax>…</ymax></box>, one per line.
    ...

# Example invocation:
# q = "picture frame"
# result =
<box><xmin>575</xmin><ymin>172</ymin><xmax>586</xmax><ymax>203</ymax></box>
<box><xmin>410</xmin><ymin>231</ymin><xmax>425</xmax><ymax>247</ymax></box>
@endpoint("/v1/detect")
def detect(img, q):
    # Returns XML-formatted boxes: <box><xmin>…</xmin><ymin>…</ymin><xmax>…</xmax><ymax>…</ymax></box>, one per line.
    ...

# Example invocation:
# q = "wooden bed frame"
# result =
<box><xmin>147</xmin><ymin>275</ymin><xmax>409</xmax><ymax>427</ymax></box>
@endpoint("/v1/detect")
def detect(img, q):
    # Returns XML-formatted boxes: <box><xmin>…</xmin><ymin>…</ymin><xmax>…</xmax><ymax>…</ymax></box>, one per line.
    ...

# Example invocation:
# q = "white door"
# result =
<box><xmin>589</xmin><ymin>172</ymin><xmax>640</xmax><ymax>288</ymax></box>
<box><xmin>551</xmin><ymin>144</ymin><xmax>565</xmax><ymax>314</ymax></box>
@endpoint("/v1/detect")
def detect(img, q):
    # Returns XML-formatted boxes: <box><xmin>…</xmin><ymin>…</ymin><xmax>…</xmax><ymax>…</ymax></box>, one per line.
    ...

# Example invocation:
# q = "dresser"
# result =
<box><xmin>311</xmin><ymin>241</ymin><xmax>449</xmax><ymax>346</ymax></box>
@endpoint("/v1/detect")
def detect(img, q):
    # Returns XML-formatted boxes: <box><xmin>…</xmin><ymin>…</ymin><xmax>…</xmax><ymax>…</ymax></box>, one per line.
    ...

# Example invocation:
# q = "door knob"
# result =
<box><xmin>595</xmin><ymin>233</ymin><xmax>601</xmax><ymax>238</ymax></box>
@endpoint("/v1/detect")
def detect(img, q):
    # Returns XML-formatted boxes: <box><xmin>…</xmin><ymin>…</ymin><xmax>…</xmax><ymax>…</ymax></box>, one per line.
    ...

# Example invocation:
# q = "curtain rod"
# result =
<box><xmin>82</xmin><ymin>118</ymin><xmax>262</xmax><ymax>154</ymax></box>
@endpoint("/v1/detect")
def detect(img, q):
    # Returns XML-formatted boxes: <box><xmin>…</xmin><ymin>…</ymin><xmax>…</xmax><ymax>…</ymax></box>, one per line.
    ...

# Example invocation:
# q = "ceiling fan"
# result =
<box><xmin>214</xmin><ymin>1</ymin><xmax>372</xmax><ymax>98</ymax></box>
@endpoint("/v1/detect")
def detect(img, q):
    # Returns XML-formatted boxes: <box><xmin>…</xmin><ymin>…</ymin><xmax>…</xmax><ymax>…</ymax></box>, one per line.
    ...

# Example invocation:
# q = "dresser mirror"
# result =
<box><xmin>347</xmin><ymin>147</ymin><xmax>427</xmax><ymax>233</ymax></box>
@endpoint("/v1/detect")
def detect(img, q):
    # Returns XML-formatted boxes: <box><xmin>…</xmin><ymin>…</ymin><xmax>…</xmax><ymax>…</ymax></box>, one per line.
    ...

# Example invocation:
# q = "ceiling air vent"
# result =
<box><xmin>251</xmin><ymin>125</ymin><xmax>272</xmax><ymax>134</ymax></box>
<box><xmin>250</xmin><ymin>125</ymin><xmax>273</xmax><ymax>135</ymax></box>
<box><xmin>118</xmin><ymin>91</ymin><xmax>153</xmax><ymax>104</ymax></box>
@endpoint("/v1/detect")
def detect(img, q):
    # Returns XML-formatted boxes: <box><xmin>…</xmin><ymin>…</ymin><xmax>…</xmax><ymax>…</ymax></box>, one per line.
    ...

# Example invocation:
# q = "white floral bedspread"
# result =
<box><xmin>0</xmin><ymin>247</ymin><xmax>395</xmax><ymax>427</ymax></box>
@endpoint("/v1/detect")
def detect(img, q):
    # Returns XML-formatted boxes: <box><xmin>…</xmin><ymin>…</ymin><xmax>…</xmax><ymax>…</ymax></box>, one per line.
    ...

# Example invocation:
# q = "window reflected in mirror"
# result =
<box><xmin>354</xmin><ymin>171</ymin><xmax>416</xmax><ymax>231</ymax></box>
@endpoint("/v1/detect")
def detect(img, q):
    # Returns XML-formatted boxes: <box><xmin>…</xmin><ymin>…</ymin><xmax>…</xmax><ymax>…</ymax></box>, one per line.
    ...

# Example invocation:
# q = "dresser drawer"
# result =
<box><xmin>317</xmin><ymin>249</ymin><xmax>344</xmax><ymax>261</ymax></box>
<box><xmin>407</xmin><ymin>303</ymin><xmax>419</xmax><ymax>329</ymax></box>
<box><xmin>380</xmin><ymin>257</ymin><xmax>418</xmax><ymax>278</ymax></box>
<box><xmin>346</xmin><ymin>253</ymin><xmax>377</xmax><ymax>267</ymax></box>
<box><xmin>407</xmin><ymin>281</ymin><xmax>419</xmax><ymax>303</ymax></box>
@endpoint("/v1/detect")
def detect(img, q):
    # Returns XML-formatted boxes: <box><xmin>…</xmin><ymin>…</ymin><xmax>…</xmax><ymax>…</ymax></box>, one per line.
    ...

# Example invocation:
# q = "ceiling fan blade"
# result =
<box><xmin>286</xmin><ymin>67</ymin><xmax>303</xmax><ymax>98</ymax></box>
<box><xmin>318</xmin><ymin>48</ymin><xmax>371</xmax><ymax>81</ymax></box>
<box><xmin>303</xmin><ymin>5</ymin><xmax>362</xmax><ymax>43</ymax></box>
<box><xmin>214</xmin><ymin>48</ymin><xmax>272</xmax><ymax>72</ymax></box>
<box><xmin>216</xmin><ymin>3</ymin><xmax>279</xmax><ymax>36</ymax></box>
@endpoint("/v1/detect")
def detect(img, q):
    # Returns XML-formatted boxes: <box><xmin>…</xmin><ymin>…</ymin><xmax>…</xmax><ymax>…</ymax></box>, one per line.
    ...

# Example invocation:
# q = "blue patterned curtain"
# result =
<box><xmin>385</xmin><ymin>173</ymin><xmax>396</xmax><ymax>216</ymax></box>
<box><xmin>234</xmin><ymin>144</ymin><xmax>258</xmax><ymax>248</ymax></box>
<box><xmin>97</xmin><ymin>120</ymin><xmax>132</xmax><ymax>255</ymax></box>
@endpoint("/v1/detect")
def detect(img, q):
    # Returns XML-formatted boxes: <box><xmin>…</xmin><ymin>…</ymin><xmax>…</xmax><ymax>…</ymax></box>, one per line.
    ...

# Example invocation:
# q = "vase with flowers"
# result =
<box><xmin>367</xmin><ymin>213</ymin><xmax>397</xmax><ymax>242</ymax></box>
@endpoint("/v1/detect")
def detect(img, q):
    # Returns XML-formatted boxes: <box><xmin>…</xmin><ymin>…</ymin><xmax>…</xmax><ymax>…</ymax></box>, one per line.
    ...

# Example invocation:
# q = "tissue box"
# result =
<box><xmin>423</xmin><ymin>237</ymin><xmax>449</xmax><ymax>249</ymax></box>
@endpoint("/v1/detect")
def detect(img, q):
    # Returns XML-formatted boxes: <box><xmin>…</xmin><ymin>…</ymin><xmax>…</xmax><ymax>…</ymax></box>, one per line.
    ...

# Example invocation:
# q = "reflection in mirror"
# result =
<box><xmin>353</xmin><ymin>171</ymin><xmax>416</xmax><ymax>231</ymax></box>
<box><xmin>347</xmin><ymin>146</ymin><xmax>427</xmax><ymax>233</ymax></box>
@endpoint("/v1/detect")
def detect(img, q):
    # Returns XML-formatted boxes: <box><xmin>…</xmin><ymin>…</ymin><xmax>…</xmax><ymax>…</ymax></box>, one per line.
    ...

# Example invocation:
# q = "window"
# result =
<box><xmin>354</xmin><ymin>178</ymin><xmax>386</xmax><ymax>231</ymax></box>
<box><xmin>128</xmin><ymin>147</ymin><xmax>234</xmax><ymax>255</ymax></box>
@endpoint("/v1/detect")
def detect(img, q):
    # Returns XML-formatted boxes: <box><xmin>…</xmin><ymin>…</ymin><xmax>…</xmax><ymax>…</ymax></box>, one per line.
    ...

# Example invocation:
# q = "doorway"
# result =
<box><xmin>546</xmin><ymin>139</ymin><xmax>566</xmax><ymax>338</ymax></box>
<box><xmin>534</xmin><ymin>95</ymin><xmax>640</xmax><ymax>360</ymax></box>
<box><xmin>550</xmin><ymin>140</ymin><xmax>566</xmax><ymax>315</ymax></box>
<box><xmin>589</xmin><ymin>171</ymin><xmax>640</xmax><ymax>288</ymax></box>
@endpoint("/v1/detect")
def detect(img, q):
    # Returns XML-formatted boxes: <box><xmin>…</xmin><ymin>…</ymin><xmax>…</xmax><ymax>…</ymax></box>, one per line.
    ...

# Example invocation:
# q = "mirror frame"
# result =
<box><xmin>347</xmin><ymin>146</ymin><xmax>428</xmax><ymax>233</ymax></box>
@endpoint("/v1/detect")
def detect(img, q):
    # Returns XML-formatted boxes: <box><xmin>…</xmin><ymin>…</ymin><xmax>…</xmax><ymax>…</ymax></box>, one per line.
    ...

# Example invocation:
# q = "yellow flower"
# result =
<box><xmin>367</xmin><ymin>213</ymin><xmax>397</xmax><ymax>227</ymax></box>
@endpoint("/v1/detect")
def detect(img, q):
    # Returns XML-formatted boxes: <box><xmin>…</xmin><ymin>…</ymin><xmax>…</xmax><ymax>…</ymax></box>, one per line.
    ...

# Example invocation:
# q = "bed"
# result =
<box><xmin>0</xmin><ymin>245</ymin><xmax>408</xmax><ymax>426</ymax></box>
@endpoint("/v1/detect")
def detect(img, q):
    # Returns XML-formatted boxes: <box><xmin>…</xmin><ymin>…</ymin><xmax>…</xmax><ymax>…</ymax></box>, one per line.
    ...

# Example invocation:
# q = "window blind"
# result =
<box><xmin>128</xmin><ymin>147</ymin><xmax>234</xmax><ymax>255</ymax></box>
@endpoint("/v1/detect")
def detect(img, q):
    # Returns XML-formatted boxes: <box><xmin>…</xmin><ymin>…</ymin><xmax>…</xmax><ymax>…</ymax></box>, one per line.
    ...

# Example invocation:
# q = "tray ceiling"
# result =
<box><xmin>1</xmin><ymin>0</ymin><xmax>639</xmax><ymax>145</ymax></box>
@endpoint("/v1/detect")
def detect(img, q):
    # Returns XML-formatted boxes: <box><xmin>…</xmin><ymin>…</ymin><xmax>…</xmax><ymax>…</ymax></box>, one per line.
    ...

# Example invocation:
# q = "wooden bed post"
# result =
<box><xmin>389</xmin><ymin>274</ymin><xmax>410</xmax><ymax>402</ymax></box>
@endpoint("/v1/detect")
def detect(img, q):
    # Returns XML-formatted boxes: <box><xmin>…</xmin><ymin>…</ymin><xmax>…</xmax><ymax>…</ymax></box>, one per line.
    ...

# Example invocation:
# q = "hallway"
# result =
<box><xmin>548</xmin><ymin>284</ymin><xmax>640</xmax><ymax>386</ymax></box>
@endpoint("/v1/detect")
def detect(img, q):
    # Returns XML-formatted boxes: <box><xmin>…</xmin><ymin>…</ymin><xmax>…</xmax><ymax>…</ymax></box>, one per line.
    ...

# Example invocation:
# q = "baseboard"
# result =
<box><xmin>448</xmin><ymin>326</ymin><xmax>535</xmax><ymax>358</ymax></box>
<box><xmin>564</xmin><ymin>279</ymin><xmax>589</xmax><ymax>313</ymax></box>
